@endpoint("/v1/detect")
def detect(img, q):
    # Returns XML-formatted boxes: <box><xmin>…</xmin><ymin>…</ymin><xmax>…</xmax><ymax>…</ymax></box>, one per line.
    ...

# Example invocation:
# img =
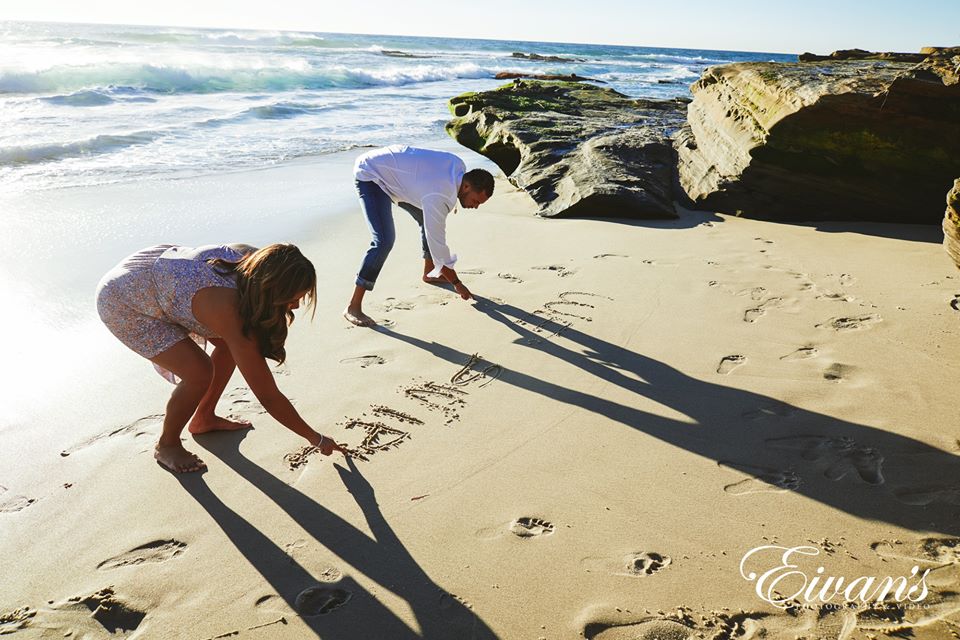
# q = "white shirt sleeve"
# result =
<box><xmin>421</xmin><ymin>193</ymin><xmax>457</xmax><ymax>277</ymax></box>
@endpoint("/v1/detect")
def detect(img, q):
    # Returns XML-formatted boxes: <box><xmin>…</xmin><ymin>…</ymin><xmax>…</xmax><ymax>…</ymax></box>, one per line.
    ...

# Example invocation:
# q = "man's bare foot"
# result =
<box><xmin>422</xmin><ymin>275</ymin><xmax>446</xmax><ymax>284</ymax></box>
<box><xmin>155</xmin><ymin>443</ymin><xmax>206</xmax><ymax>473</ymax></box>
<box><xmin>343</xmin><ymin>307</ymin><xmax>377</xmax><ymax>327</ymax></box>
<box><xmin>188</xmin><ymin>415</ymin><xmax>252</xmax><ymax>435</ymax></box>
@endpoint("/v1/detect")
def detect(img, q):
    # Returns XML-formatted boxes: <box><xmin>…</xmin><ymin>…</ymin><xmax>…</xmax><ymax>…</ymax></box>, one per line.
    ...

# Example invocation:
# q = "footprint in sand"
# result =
<box><xmin>743</xmin><ymin>306</ymin><xmax>767</xmax><ymax>323</ymax></box>
<box><xmin>622</xmin><ymin>552</ymin><xmax>671</xmax><ymax>577</ymax></box>
<box><xmin>765</xmin><ymin>435</ymin><xmax>884</xmax><ymax>485</ymax></box>
<box><xmin>737</xmin><ymin>286</ymin><xmax>767</xmax><ymax>301</ymax></box>
<box><xmin>872</xmin><ymin>537</ymin><xmax>960</xmax><ymax>565</ymax></box>
<box><xmin>458</xmin><ymin>268</ymin><xmax>485</xmax><ymax>275</ymax></box>
<box><xmin>60</xmin><ymin>415</ymin><xmax>162</xmax><ymax>457</ymax></box>
<box><xmin>345</xmin><ymin>318</ymin><xmax>396</xmax><ymax>329</ymax></box>
<box><xmin>716</xmin><ymin>355</ymin><xmax>746</xmax><ymax>375</ymax></box>
<box><xmin>0</xmin><ymin>494</ymin><xmax>37</xmax><ymax>513</ymax></box>
<box><xmin>823</xmin><ymin>362</ymin><xmax>854</xmax><ymax>382</ymax></box>
<box><xmin>891</xmin><ymin>485</ymin><xmax>960</xmax><ymax>507</ymax></box>
<box><xmin>2</xmin><ymin>589</ymin><xmax>147</xmax><ymax>637</ymax></box>
<box><xmin>509</xmin><ymin>517</ymin><xmax>555</xmax><ymax>538</ymax></box>
<box><xmin>584</xmin><ymin>617</ymin><xmax>697</xmax><ymax>640</ymax></box>
<box><xmin>816</xmin><ymin>314</ymin><xmax>882</xmax><ymax>332</ymax></box>
<box><xmin>754</xmin><ymin>237</ymin><xmax>774</xmax><ymax>244</ymax></box>
<box><xmin>338</xmin><ymin>355</ymin><xmax>386</xmax><ymax>368</ymax></box>
<box><xmin>582</xmin><ymin>551</ymin><xmax>672</xmax><ymax>578</ymax></box>
<box><xmin>593</xmin><ymin>253</ymin><xmax>629</xmax><ymax>259</ymax></box>
<box><xmin>838</xmin><ymin>273</ymin><xmax>856</xmax><ymax>286</ymax></box>
<box><xmin>0</xmin><ymin>608</ymin><xmax>36</xmax><ymax>634</ymax></box>
<box><xmin>589</xmin><ymin>597</ymin><xmax>960</xmax><ymax>640</ymax></box>
<box><xmin>64</xmin><ymin>587</ymin><xmax>146</xmax><ymax>634</ymax></box>
<box><xmin>382</xmin><ymin>297</ymin><xmax>416</xmax><ymax>311</ymax></box>
<box><xmin>780</xmin><ymin>346</ymin><xmax>818</xmax><ymax>361</ymax></box>
<box><xmin>816</xmin><ymin>290</ymin><xmax>856</xmax><ymax>302</ymax></box>
<box><xmin>720</xmin><ymin>462</ymin><xmax>801</xmax><ymax>495</ymax></box>
<box><xmin>97</xmin><ymin>540</ymin><xmax>187</xmax><ymax>570</ymax></box>
<box><xmin>532</xmin><ymin>264</ymin><xmax>577</xmax><ymax>277</ymax></box>
<box><xmin>226</xmin><ymin>387</ymin><xmax>268</xmax><ymax>416</ymax></box>
<box><xmin>951</xmin><ymin>295</ymin><xmax>960</xmax><ymax>311</ymax></box>
<box><xmin>497</xmin><ymin>272</ymin><xmax>524</xmax><ymax>283</ymax></box>
<box><xmin>295</xmin><ymin>586</ymin><xmax>351</xmax><ymax>616</ymax></box>
<box><xmin>743</xmin><ymin>296</ymin><xmax>783</xmax><ymax>323</ymax></box>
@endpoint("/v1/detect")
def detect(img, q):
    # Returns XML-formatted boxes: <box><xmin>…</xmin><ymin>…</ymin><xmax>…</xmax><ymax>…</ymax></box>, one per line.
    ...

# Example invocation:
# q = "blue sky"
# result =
<box><xmin>1</xmin><ymin>0</ymin><xmax>956</xmax><ymax>54</ymax></box>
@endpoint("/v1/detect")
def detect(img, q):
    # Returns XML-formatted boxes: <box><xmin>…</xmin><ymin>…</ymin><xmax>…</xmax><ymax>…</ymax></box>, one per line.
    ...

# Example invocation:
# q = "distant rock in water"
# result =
<box><xmin>797</xmin><ymin>48</ymin><xmax>928</xmax><ymax>63</ymax></box>
<box><xmin>446</xmin><ymin>80</ymin><xmax>687</xmax><ymax>218</ymax></box>
<box><xmin>677</xmin><ymin>46</ymin><xmax>960</xmax><ymax>223</ymax></box>
<box><xmin>511</xmin><ymin>52</ymin><xmax>585</xmax><ymax>63</ymax></box>
<box><xmin>943</xmin><ymin>179</ymin><xmax>960</xmax><ymax>270</ymax></box>
<box><xmin>381</xmin><ymin>49</ymin><xmax>432</xmax><ymax>58</ymax></box>
<box><xmin>494</xmin><ymin>72</ymin><xmax>605</xmax><ymax>83</ymax></box>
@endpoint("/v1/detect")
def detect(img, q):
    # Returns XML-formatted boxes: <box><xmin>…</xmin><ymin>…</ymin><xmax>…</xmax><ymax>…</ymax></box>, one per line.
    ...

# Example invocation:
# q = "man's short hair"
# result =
<box><xmin>463</xmin><ymin>168</ymin><xmax>495</xmax><ymax>197</ymax></box>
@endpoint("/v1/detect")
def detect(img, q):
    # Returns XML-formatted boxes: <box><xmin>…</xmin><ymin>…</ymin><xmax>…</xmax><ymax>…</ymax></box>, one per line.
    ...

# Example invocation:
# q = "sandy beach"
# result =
<box><xmin>2</xmin><ymin>139</ymin><xmax>960</xmax><ymax>639</ymax></box>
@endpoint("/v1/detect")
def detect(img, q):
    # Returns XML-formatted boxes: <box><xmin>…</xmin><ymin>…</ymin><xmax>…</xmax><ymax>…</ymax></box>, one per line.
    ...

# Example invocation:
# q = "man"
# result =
<box><xmin>344</xmin><ymin>145</ymin><xmax>495</xmax><ymax>327</ymax></box>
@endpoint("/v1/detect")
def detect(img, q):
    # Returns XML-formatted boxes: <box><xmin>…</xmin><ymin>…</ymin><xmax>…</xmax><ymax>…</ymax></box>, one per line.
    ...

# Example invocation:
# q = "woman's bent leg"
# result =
<box><xmin>189</xmin><ymin>338</ymin><xmax>251</xmax><ymax>434</ymax></box>
<box><xmin>150</xmin><ymin>339</ymin><xmax>214</xmax><ymax>473</ymax></box>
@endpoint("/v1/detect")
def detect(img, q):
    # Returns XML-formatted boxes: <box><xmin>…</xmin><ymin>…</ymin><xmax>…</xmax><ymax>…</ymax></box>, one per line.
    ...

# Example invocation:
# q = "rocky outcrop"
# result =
<box><xmin>381</xmin><ymin>49</ymin><xmax>432</xmax><ymax>59</ymax></box>
<box><xmin>798</xmin><ymin>49</ymin><xmax>927</xmax><ymax>63</ymax></box>
<box><xmin>943</xmin><ymin>179</ymin><xmax>960</xmax><ymax>270</ymax></box>
<box><xmin>494</xmin><ymin>72</ymin><xmax>604</xmax><ymax>83</ymax></box>
<box><xmin>677</xmin><ymin>48</ymin><xmax>960</xmax><ymax>223</ymax></box>
<box><xmin>446</xmin><ymin>80</ymin><xmax>688</xmax><ymax>218</ymax></box>
<box><xmin>511</xmin><ymin>52</ymin><xmax>585</xmax><ymax>63</ymax></box>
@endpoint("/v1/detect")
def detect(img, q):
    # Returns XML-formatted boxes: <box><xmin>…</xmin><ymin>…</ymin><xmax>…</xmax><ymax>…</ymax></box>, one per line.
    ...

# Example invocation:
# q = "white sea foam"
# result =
<box><xmin>0</xmin><ymin>59</ymin><xmax>494</xmax><ymax>95</ymax></box>
<box><xmin>0</xmin><ymin>131</ymin><xmax>162</xmax><ymax>166</ymax></box>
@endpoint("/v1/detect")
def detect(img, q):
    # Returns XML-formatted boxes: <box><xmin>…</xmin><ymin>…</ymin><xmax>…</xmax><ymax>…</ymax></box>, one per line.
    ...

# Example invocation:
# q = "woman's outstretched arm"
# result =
<box><xmin>193</xmin><ymin>287</ymin><xmax>345</xmax><ymax>455</ymax></box>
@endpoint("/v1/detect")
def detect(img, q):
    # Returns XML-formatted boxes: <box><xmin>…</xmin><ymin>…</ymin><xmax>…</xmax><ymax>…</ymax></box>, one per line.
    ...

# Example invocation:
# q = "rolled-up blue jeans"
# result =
<box><xmin>355</xmin><ymin>180</ymin><xmax>430</xmax><ymax>290</ymax></box>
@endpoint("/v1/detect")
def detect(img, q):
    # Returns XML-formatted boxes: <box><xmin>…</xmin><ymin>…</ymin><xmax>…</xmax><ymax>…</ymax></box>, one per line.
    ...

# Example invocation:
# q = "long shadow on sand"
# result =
<box><xmin>382</xmin><ymin>297</ymin><xmax>960</xmax><ymax>540</ymax></box>
<box><xmin>586</xmin><ymin>206</ymin><xmax>945</xmax><ymax>244</ymax></box>
<box><xmin>180</xmin><ymin>439</ymin><xmax>497</xmax><ymax>639</ymax></box>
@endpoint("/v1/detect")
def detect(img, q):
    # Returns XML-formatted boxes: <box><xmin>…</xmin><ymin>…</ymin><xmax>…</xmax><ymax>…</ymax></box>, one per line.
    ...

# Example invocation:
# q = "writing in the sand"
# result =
<box><xmin>739</xmin><ymin>545</ymin><xmax>929</xmax><ymax>608</ymax></box>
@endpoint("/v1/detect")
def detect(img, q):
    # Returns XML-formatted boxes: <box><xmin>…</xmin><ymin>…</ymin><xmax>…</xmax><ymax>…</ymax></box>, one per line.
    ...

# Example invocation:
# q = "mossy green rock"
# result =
<box><xmin>677</xmin><ymin>48</ymin><xmax>960</xmax><ymax>222</ymax></box>
<box><xmin>446</xmin><ymin>80</ymin><xmax>688</xmax><ymax>218</ymax></box>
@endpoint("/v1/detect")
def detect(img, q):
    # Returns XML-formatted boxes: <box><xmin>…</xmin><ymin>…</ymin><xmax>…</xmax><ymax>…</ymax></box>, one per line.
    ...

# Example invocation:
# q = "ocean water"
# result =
<box><xmin>0</xmin><ymin>21</ymin><xmax>795</xmax><ymax>192</ymax></box>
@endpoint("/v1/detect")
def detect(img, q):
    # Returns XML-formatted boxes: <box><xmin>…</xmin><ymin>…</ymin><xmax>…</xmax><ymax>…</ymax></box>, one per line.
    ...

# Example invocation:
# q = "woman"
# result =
<box><xmin>96</xmin><ymin>242</ymin><xmax>345</xmax><ymax>473</ymax></box>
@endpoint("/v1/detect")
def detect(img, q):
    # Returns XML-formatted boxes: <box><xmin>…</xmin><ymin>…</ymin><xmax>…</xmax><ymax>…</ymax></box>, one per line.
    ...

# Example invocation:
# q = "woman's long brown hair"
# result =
<box><xmin>209</xmin><ymin>243</ymin><xmax>317</xmax><ymax>363</ymax></box>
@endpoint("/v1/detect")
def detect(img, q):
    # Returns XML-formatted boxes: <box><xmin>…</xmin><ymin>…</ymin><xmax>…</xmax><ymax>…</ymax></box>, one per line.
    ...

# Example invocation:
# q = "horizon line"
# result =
<box><xmin>1</xmin><ymin>17</ymin><xmax>805</xmax><ymax>56</ymax></box>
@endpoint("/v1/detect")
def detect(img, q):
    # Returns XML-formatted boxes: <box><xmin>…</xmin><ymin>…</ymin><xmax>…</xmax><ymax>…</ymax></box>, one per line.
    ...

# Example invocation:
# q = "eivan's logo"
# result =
<box><xmin>739</xmin><ymin>545</ymin><xmax>929</xmax><ymax>608</ymax></box>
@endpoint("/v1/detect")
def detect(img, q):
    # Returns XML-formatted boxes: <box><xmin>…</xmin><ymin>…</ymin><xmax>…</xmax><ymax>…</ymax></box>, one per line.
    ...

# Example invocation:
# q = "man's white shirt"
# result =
<box><xmin>354</xmin><ymin>145</ymin><xmax>465</xmax><ymax>277</ymax></box>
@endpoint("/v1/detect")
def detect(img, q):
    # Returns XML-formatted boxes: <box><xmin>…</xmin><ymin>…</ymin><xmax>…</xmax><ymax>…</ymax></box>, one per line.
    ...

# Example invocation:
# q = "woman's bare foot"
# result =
<box><xmin>343</xmin><ymin>307</ymin><xmax>377</xmax><ymax>327</ymax></box>
<box><xmin>155</xmin><ymin>443</ymin><xmax>206</xmax><ymax>473</ymax></box>
<box><xmin>422</xmin><ymin>275</ymin><xmax>446</xmax><ymax>284</ymax></box>
<box><xmin>188</xmin><ymin>415</ymin><xmax>252</xmax><ymax>435</ymax></box>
